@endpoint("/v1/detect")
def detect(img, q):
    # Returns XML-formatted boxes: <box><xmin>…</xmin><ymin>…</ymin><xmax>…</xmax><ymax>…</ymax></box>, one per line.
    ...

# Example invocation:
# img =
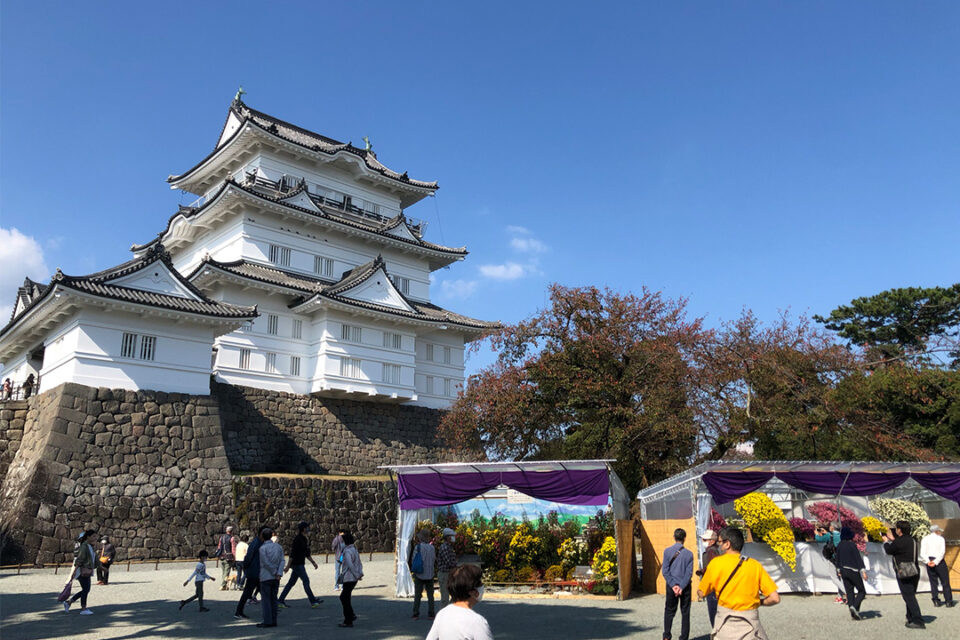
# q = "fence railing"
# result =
<box><xmin>1</xmin><ymin>379</ymin><xmax>39</xmax><ymax>403</ymax></box>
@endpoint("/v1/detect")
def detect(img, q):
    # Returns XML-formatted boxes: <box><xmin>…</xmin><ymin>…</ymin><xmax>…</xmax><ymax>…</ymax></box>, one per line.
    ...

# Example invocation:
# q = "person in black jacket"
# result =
<box><xmin>278</xmin><ymin>521</ymin><xmax>323</xmax><ymax>608</ymax></box>
<box><xmin>835</xmin><ymin>527</ymin><xmax>867</xmax><ymax>620</ymax></box>
<box><xmin>883</xmin><ymin>520</ymin><xmax>925</xmax><ymax>629</ymax></box>
<box><xmin>234</xmin><ymin>525</ymin><xmax>265</xmax><ymax>619</ymax></box>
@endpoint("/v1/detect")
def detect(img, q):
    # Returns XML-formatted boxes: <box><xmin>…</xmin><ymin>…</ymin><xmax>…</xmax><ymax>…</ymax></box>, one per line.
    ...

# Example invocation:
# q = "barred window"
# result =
<box><xmin>339</xmin><ymin>357</ymin><xmax>362</xmax><ymax>379</ymax></box>
<box><xmin>239</xmin><ymin>348</ymin><xmax>251</xmax><ymax>370</ymax></box>
<box><xmin>425</xmin><ymin>344</ymin><xmax>434</xmax><ymax>362</ymax></box>
<box><xmin>266</xmin><ymin>352</ymin><xmax>277</xmax><ymax>373</ymax></box>
<box><xmin>139</xmin><ymin>336</ymin><xmax>156</xmax><ymax>361</ymax></box>
<box><xmin>341</xmin><ymin>324</ymin><xmax>362</xmax><ymax>343</ymax></box>
<box><xmin>267</xmin><ymin>314</ymin><xmax>279</xmax><ymax>335</ymax></box>
<box><xmin>290</xmin><ymin>356</ymin><xmax>301</xmax><ymax>377</ymax></box>
<box><xmin>425</xmin><ymin>376</ymin><xmax>434</xmax><ymax>394</ymax></box>
<box><xmin>444</xmin><ymin>378</ymin><xmax>452</xmax><ymax>397</ymax></box>
<box><xmin>121</xmin><ymin>333</ymin><xmax>138</xmax><ymax>358</ymax></box>
<box><xmin>314</xmin><ymin>255</ymin><xmax>334</xmax><ymax>277</ymax></box>
<box><xmin>392</xmin><ymin>275</ymin><xmax>410</xmax><ymax>295</ymax></box>
<box><xmin>383</xmin><ymin>363</ymin><xmax>401</xmax><ymax>385</ymax></box>
<box><xmin>383</xmin><ymin>332</ymin><xmax>402</xmax><ymax>350</ymax></box>
<box><xmin>443</xmin><ymin>346</ymin><xmax>452</xmax><ymax>365</ymax></box>
<box><xmin>269</xmin><ymin>244</ymin><xmax>291</xmax><ymax>267</ymax></box>
<box><xmin>292</xmin><ymin>319</ymin><xmax>303</xmax><ymax>339</ymax></box>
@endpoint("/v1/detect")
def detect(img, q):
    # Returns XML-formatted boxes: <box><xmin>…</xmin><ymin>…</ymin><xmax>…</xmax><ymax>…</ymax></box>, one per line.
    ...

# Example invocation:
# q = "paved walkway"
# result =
<box><xmin>2</xmin><ymin>556</ymin><xmax>957</xmax><ymax>639</ymax></box>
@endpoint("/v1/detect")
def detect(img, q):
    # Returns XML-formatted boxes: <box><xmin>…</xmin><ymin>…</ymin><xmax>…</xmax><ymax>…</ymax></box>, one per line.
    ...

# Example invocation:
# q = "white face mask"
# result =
<box><xmin>475</xmin><ymin>585</ymin><xmax>485</xmax><ymax>602</ymax></box>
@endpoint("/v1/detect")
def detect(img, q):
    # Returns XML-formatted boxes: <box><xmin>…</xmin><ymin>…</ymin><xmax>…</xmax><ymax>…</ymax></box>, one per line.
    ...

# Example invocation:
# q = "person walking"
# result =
<box><xmin>425</xmin><ymin>564</ymin><xmax>493</xmax><ymax>640</ymax></box>
<box><xmin>815</xmin><ymin>522</ymin><xmax>846</xmax><ymax>603</ymax></box>
<box><xmin>436</xmin><ymin>528</ymin><xmax>458</xmax><ymax>610</ymax></box>
<box><xmin>234</xmin><ymin>526</ymin><xmax>264</xmax><ymax>619</ymax></box>
<box><xmin>883</xmin><ymin>520</ymin><xmax>925</xmax><ymax>629</ymax></box>
<box><xmin>410</xmin><ymin>528</ymin><xmax>437</xmax><ymax>620</ymax></box>
<box><xmin>278</xmin><ymin>521</ymin><xmax>323</xmax><ymax>608</ymax></box>
<box><xmin>921</xmin><ymin>524</ymin><xmax>956</xmax><ymax>608</ymax></box>
<box><xmin>96</xmin><ymin>536</ymin><xmax>115</xmax><ymax>585</ymax></box>
<box><xmin>63</xmin><ymin>529</ymin><xmax>98</xmax><ymax>615</ymax></box>
<box><xmin>258</xmin><ymin>527</ymin><xmax>284</xmax><ymax>628</ymax></box>
<box><xmin>836</xmin><ymin>526</ymin><xmax>868</xmax><ymax>620</ymax></box>
<box><xmin>179</xmin><ymin>550</ymin><xmax>215</xmax><ymax>612</ymax></box>
<box><xmin>235</xmin><ymin>533</ymin><xmax>249</xmax><ymax>590</ymax></box>
<box><xmin>695</xmin><ymin>529</ymin><xmax>721</xmax><ymax>628</ymax></box>
<box><xmin>697</xmin><ymin>527</ymin><xmax>780</xmax><ymax>640</ymax></box>
<box><xmin>661</xmin><ymin>528</ymin><xmax>694</xmax><ymax>640</ymax></box>
<box><xmin>214</xmin><ymin>525</ymin><xmax>236</xmax><ymax>591</ymax></box>
<box><xmin>336</xmin><ymin>531</ymin><xmax>363</xmax><ymax>628</ymax></box>
<box><xmin>332</xmin><ymin>527</ymin><xmax>346</xmax><ymax>589</ymax></box>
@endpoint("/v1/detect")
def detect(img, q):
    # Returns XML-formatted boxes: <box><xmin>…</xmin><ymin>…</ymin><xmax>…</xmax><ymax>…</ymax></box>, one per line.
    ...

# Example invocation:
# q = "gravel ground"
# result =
<box><xmin>1</xmin><ymin>555</ymin><xmax>957</xmax><ymax>639</ymax></box>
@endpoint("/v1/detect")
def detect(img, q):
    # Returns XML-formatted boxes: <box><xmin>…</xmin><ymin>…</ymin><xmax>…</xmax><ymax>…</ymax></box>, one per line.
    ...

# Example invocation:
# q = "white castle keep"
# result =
<box><xmin>0</xmin><ymin>98</ymin><xmax>495</xmax><ymax>408</ymax></box>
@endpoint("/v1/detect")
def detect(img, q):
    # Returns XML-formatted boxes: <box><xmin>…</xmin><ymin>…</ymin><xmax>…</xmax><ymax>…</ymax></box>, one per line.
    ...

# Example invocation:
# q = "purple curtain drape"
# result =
<box><xmin>397</xmin><ymin>468</ymin><xmax>610</xmax><ymax>509</ymax></box>
<box><xmin>776</xmin><ymin>471</ymin><xmax>909</xmax><ymax>496</ymax></box>
<box><xmin>912</xmin><ymin>473</ymin><xmax>960</xmax><ymax>504</ymax></box>
<box><xmin>702</xmin><ymin>471</ymin><xmax>774</xmax><ymax>504</ymax></box>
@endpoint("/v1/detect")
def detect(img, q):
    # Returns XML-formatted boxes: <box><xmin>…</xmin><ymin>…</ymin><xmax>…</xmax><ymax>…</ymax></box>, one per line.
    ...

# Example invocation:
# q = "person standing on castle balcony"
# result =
<box><xmin>22</xmin><ymin>373</ymin><xmax>35</xmax><ymax>399</ymax></box>
<box><xmin>234</xmin><ymin>527</ymin><xmax>264</xmax><ymax>620</ymax></box>
<box><xmin>214</xmin><ymin>525</ymin><xmax>236</xmax><ymax>591</ymax></box>
<box><xmin>258</xmin><ymin>527</ymin><xmax>284</xmax><ymax>628</ymax></box>
<box><xmin>278</xmin><ymin>521</ymin><xmax>323</xmax><ymax>608</ymax></box>
<box><xmin>2</xmin><ymin>377</ymin><xmax>11</xmax><ymax>400</ymax></box>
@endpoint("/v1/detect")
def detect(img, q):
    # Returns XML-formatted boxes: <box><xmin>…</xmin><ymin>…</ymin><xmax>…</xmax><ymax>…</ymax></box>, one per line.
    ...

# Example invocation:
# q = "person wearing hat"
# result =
<box><xmin>278</xmin><ymin>521</ymin><xmax>323</xmax><ymax>608</ymax></box>
<box><xmin>436</xmin><ymin>527</ymin><xmax>459</xmax><ymax>610</ymax></box>
<box><xmin>696</xmin><ymin>529</ymin><xmax>721</xmax><ymax>628</ymax></box>
<box><xmin>214</xmin><ymin>524</ymin><xmax>237</xmax><ymax>591</ymax></box>
<box><xmin>96</xmin><ymin>536</ymin><xmax>116</xmax><ymax>585</ymax></box>
<box><xmin>64</xmin><ymin>529</ymin><xmax>97</xmax><ymax>615</ymax></box>
<box><xmin>921</xmin><ymin>524</ymin><xmax>955</xmax><ymax>608</ymax></box>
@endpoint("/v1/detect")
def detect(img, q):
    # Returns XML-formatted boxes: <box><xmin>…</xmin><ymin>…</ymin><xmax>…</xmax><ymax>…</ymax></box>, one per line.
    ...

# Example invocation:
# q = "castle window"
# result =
<box><xmin>443</xmin><ymin>346</ymin><xmax>451</xmax><ymax>365</ymax></box>
<box><xmin>341</xmin><ymin>324</ymin><xmax>362</xmax><ymax>343</ymax></box>
<box><xmin>444</xmin><ymin>378</ymin><xmax>452</xmax><ymax>397</ymax></box>
<box><xmin>267</xmin><ymin>314</ymin><xmax>279</xmax><ymax>335</ymax></box>
<box><xmin>290</xmin><ymin>356</ymin><xmax>301</xmax><ymax>377</ymax></box>
<box><xmin>314</xmin><ymin>255</ymin><xmax>334</xmax><ymax>278</ymax></box>
<box><xmin>383</xmin><ymin>363</ymin><xmax>401</xmax><ymax>385</ymax></box>
<box><xmin>425</xmin><ymin>376</ymin><xmax>434</xmax><ymax>394</ymax></box>
<box><xmin>340</xmin><ymin>357</ymin><xmax>362</xmax><ymax>379</ymax></box>
<box><xmin>239</xmin><ymin>348</ymin><xmax>251</xmax><ymax>370</ymax></box>
<box><xmin>269</xmin><ymin>244</ymin><xmax>291</xmax><ymax>267</ymax></box>
<box><xmin>425</xmin><ymin>344</ymin><xmax>434</xmax><ymax>362</ymax></box>
<box><xmin>121</xmin><ymin>333</ymin><xmax>156</xmax><ymax>361</ymax></box>
<box><xmin>292</xmin><ymin>319</ymin><xmax>303</xmax><ymax>339</ymax></box>
<box><xmin>383</xmin><ymin>332</ymin><xmax>402</xmax><ymax>350</ymax></box>
<box><xmin>391</xmin><ymin>275</ymin><xmax>410</xmax><ymax>295</ymax></box>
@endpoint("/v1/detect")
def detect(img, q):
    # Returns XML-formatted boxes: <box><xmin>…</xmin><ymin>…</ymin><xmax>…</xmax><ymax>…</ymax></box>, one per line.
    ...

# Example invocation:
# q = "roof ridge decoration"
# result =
<box><xmin>169</xmin><ymin>100</ymin><xmax>438</xmax><ymax>192</ymax></box>
<box><xmin>132</xmin><ymin>179</ymin><xmax>467</xmax><ymax>258</ymax></box>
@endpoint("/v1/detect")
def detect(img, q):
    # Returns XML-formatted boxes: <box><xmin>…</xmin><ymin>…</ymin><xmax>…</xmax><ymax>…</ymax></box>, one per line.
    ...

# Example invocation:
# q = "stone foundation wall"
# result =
<box><xmin>0</xmin><ymin>400</ymin><xmax>28</xmax><ymax>491</ymax></box>
<box><xmin>232</xmin><ymin>475</ymin><xmax>397</xmax><ymax>553</ymax></box>
<box><xmin>213</xmin><ymin>382</ymin><xmax>451</xmax><ymax>474</ymax></box>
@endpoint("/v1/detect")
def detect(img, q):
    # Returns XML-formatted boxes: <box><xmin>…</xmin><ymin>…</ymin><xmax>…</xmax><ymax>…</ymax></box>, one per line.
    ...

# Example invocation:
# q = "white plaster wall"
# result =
<box><xmin>171</xmin><ymin>218</ymin><xmax>245</xmax><ymax>275</ymax></box>
<box><xmin>412</xmin><ymin>330</ymin><xmax>467</xmax><ymax>409</ymax></box>
<box><xmin>0</xmin><ymin>354</ymin><xmax>30</xmax><ymax>385</ymax></box>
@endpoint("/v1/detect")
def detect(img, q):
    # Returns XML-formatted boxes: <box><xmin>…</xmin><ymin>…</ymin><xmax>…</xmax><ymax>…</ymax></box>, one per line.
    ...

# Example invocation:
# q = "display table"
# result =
<box><xmin>742</xmin><ymin>541</ymin><xmax>932</xmax><ymax>595</ymax></box>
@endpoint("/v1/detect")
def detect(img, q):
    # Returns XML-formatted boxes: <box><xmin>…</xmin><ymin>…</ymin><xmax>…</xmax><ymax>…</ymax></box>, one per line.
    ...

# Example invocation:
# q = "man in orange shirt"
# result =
<box><xmin>697</xmin><ymin>527</ymin><xmax>780</xmax><ymax>640</ymax></box>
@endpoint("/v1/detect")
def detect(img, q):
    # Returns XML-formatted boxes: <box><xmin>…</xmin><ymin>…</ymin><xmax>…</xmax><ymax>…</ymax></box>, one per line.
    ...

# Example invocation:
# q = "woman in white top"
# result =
<box><xmin>426</xmin><ymin>564</ymin><xmax>493</xmax><ymax>640</ymax></box>
<box><xmin>336</xmin><ymin>531</ymin><xmax>363</xmax><ymax>628</ymax></box>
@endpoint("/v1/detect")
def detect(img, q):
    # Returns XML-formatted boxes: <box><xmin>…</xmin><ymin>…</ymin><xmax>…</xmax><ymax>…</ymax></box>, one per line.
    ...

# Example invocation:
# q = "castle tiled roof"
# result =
<box><xmin>188</xmin><ymin>257</ymin><xmax>497</xmax><ymax>332</ymax></box>
<box><xmin>1</xmin><ymin>246</ymin><xmax>257</xmax><ymax>339</ymax></box>
<box><xmin>169</xmin><ymin>99</ymin><xmax>437</xmax><ymax>191</ymax></box>
<box><xmin>131</xmin><ymin>179</ymin><xmax>466</xmax><ymax>261</ymax></box>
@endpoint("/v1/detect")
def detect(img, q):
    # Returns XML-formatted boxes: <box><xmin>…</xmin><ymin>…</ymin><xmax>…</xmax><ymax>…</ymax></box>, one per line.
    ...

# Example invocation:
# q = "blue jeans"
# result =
<box><xmin>279</xmin><ymin>564</ymin><xmax>317</xmax><ymax>603</ymax></box>
<box><xmin>260</xmin><ymin>579</ymin><xmax>279</xmax><ymax>625</ymax></box>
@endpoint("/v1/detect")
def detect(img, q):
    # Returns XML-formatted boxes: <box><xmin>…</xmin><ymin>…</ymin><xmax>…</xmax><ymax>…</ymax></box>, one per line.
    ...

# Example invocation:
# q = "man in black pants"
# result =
<box><xmin>661</xmin><ymin>528</ymin><xmax>694</xmax><ymax>640</ymax></box>
<box><xmin>921</xmin><ymin>524</ymin><xmax>956</xmax><ymax>608</ymax></box>
<box><xmin>883</xmin><ymin>520</ymin><xmax>925</xmax><ymax>629</ymax></box>
<box><xmin>234</xmin><ymin>526</ymin><xmax>264</xmax><ymax>619</ymax></box>
<box><xmin>278</xmin><ymin>521</ymin><xmax>323</xmax><ymax>608</ymax></box>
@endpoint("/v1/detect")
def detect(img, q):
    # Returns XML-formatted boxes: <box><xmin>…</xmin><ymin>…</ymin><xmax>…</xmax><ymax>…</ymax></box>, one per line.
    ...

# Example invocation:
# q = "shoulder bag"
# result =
<box><xmin>895</xmin><ymin>538</ymin><xmax>919</xmax><ymax>579</ymax></box>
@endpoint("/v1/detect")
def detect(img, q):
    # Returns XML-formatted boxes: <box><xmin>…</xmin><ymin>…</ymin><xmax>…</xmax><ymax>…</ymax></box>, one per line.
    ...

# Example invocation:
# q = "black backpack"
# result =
<box><xmin>823</xmin><ymin>540</ymin><xmax>836</xmax><ymax>563</ymax></box>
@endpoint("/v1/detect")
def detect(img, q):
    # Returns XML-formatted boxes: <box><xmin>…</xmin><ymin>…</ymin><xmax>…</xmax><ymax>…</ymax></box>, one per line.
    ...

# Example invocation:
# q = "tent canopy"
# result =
<box><xmin>637</xmin><ymin>460</ymin><xmax>960</xmax><ymax>506</ymax></box>
<box><xmin>381</xmin><ymin>460</ymin><xmax>617</xmax><ymax>509</ymax></box>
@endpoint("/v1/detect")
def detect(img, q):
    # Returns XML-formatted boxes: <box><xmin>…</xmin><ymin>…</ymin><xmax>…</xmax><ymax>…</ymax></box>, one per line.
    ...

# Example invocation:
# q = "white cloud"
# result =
<box><xmin>0</xmin><ymin>227</ymin><xmax>50</xmax><ymax>320</ymax></box>
<box><xmin>438</xmin><ymin>278</ymin><xmax>478</xmax><ymax>300</ymax></box>
<box><xmin>510</xmin><ymin>236</ymin><xmax>547</xmax><ymax>253</ymax></box>
<box><xmin>506</xmin><ymin>225</ymin><xmax>530</xmax><ymax>235</ymax></box>
<box><xmin>479</xmin><ymin>262</ymin><xmax>528</xmax><ymax>280</ymax></box>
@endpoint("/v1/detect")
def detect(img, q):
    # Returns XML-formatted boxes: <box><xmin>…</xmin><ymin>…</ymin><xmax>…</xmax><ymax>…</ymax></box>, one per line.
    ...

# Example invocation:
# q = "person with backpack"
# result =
<box><xmin>63</xmin><ymin>529</ymin><xmax>98</xmax><ymax>615</ymax></box>
<box><xmin>883</xmin><ymin>520</ymin><xmax>926</xmax><ymax>629</ymax></box>
<box><xmin>214</xmin><ymin>525</ymin><xmax>236</xmax><ymax>591</ymax></box>
<box><xmin>661</xmin><ymin>528</ymin><xmax>694</xmax><ymax>640</ymax></box>
<box><xmin>234</xmin><ymin>526</ymin><xmax>264</xmax><ymax>619</ymax></box>
<box><xmin>816</xmin><ymin>522</ymin><xmax>845</xmax><ymax>604</ymax></box>
<box><xmin>835</xmin><ymin>526</ymin><xmax>868</xmax><ymax>620</ymax></box>
<box><xmin>410</xmin><ymin>528</ymin><xmax>437</xmax><ymax>620</ymax></box>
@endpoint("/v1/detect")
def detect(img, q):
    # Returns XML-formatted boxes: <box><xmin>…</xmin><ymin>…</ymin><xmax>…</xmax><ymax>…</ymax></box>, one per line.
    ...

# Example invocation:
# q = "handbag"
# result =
<box><xmin>411</xmin><ymin>543</ymin><xmax>424</xmax><ymax>574</ymax></box>
<box><xmin>895</xmin><ymin>539</ymin><xmax>919</xmax><ymax>579</ymax></box>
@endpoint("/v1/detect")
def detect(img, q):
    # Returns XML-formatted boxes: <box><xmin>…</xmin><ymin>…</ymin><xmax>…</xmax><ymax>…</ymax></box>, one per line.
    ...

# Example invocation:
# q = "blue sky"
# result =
<box><xmin>2</xmin><ymin>2</ymin><xmax>958</xmax><ymax>374</ymax></box>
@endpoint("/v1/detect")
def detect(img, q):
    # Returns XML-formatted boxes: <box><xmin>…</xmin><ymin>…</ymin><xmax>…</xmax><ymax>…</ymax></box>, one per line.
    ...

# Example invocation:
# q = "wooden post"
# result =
<box><xmin>55</xmin><ymin>563</ymin><xmax>59</xmax><ymax>575</ymax></box>
<box><xmin>18</xmin><ymin>563</ymin><xmax>22</xmax><ymax>575</ymax></box>
<box><xmin>155</xmin><ymin>558</ymin><xmax>160</xmax><ymax>571</ymax></box>
<box><xmin>127</xmin><ymin>558</ymin><xmax>131</xmax><ymax>571</ymax></box>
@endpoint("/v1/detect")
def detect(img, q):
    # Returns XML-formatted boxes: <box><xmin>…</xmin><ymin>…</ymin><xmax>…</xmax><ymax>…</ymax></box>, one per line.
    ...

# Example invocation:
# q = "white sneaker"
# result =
<box><xmin>79</xmin><ymin>609</ymin><xmax>93</xmax><ymax>615</ymax></box>
<box><xmin>63</xmin><ymin>602</ymin><xmax>70</xmax><ymax>612</ymax></box>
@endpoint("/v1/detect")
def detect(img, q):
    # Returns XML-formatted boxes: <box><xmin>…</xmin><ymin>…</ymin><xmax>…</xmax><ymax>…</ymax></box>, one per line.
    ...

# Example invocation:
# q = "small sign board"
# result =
<box><xmin>506</xmin><ymin>489</ymin><xmax>534</xmax><ymax>504</ymax></box>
